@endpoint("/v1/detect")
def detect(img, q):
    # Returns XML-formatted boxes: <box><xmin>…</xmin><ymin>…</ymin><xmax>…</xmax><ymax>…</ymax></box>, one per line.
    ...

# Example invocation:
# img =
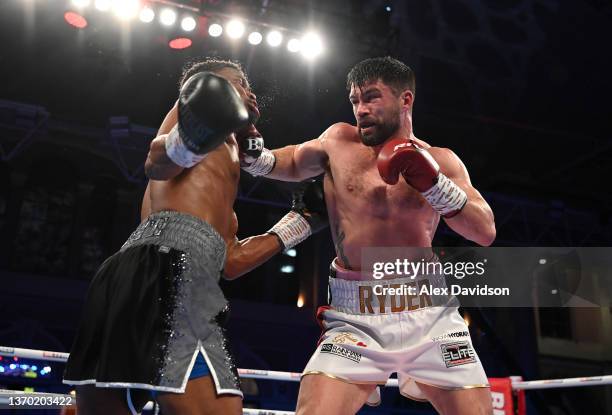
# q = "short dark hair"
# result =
<box><xmin>346</xmin><ymin>56</ymin><xmax>415</xmax><ymax>96</ymax></box>
<box><xmin>179</xmin><ymin>58</ymin><xmax>246</xmax><ymax>90</ymax></box>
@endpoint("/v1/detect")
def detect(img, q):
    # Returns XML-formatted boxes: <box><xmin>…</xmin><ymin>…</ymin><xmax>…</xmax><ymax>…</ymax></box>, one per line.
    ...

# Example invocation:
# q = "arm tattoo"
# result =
<box><xmin>334</xmin><ymin>223</ymin><xmax>352</xmax><ymax>270</ymax></box>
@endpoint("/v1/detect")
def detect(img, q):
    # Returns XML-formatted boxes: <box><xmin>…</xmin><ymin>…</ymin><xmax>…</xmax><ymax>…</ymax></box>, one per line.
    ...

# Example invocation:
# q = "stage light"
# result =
<box><xmin>169</xmin><ymin>37</ymin><xmax>192</xmax><ymax>49</ymax></box>
<box><xmin>112</xmin><ymin>0</ymin><xmax>140</xmax><ymax>21</ymax></box>
<box><xmin>248</xmin><ymin>31</ymin><xmax>262</xmax><ymax>45</ymax></box>
<box><xmin>71</xmin><ymin>0</ymin><xmax>90</xmax><ymax>8</ymax></box>
<box><xmin>226</xmin><ymin>20</ymin><xmax>245</xmax><ymax>39</ymax></box>
<box><xmin>287</xmin><ymin>38</ymin><xmax>301</xmax><ymax>53</ymax></box>
<box><xmin>297</xmin><ymin>295</ymin><xmax>305</xmax><ymax>308</ymax></box>
<box><xmin>94</xmin><ymin>0</ymin><xmax>111</xmax><ymax>11</ymax></box>
<box><xmin>139</xmin><ymin>6</ymin><xmax>154</xmax><ymax>23</ymax></box>
<box><xmin>301</xmin><ymin>32</ymin><xmax>323</xmax><ymax>59</ymax></box>
<box><xmin>64</xmin><ymin>11</ymin><xmax>88</xmax><ymax>29</ymax></box>
<box><xmin>159</xmin><ymin>8</ymin><xmax>176</xmax><ymax>26</ymax></box>
<box><xmin>208</xmin><ymin>23</ymin><xmax>223</xmax><ymax>37</ymax></box>
<box><xmin>9</xmin><ymin>364</ymin><xmax>16</xmax><ymax>370</ymax></box>
<box><xmin>280</xmin><ymin>264</ymin><xmax>294</xmax><ymax>273</ymax></box>
<box><xmin>284</xmin><ymin>248</ymin><xmax>297</xmax><ymax>257</ymax></box>
<box><xmin>266</xmin><ymin>30</ymin><xmax>282</xmax><ymax>47</ymax></box>
<box><xmin>386</xmin><ymin>5</ymin><xmax>392</xmax><ymax>12</ymax></box>
<box><xmin>181</xmin><ymin>16</ymin><xmax>197</xmax><ymax>32</ymax></box>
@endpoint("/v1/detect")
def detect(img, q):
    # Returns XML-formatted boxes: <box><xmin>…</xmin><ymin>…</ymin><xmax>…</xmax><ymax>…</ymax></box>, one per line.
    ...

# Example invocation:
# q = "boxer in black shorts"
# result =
<box><xmin>63</xmin><ymin>59</ymin><xmax>323</xmax><ymax>415</ymax></box>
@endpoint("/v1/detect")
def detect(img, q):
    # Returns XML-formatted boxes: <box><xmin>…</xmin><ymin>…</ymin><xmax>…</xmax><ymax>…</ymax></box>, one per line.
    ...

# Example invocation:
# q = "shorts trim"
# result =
<box><xmin>62</xmin><ymin>379</ymin><xmax>184</xmax><ymax>393</ymax></box>
<box><xmin>63</xmin><ymin>343</ymin><xmax>243</xmax><ymax>398</ymax></box>
<box><xmin>126</xmin><ymin>389</ymin><xmax>139</xmax><ymax>415</ymax></box>
<box><xmin>199</xmin><ymin>344</ymin><xmax>243</xmax><ymax>398</ymax></box>
<box><xmin>301</xmin><ymin>371</ymin><xmax>383</xmax><ymax>407</ymax></box>
<box><xmin>301</xmin><ymin>371</ymin><xmax>387</xmax><ymax>386</ymax></box>
<box><xmin>399</xmin><ymin>377</ymin><xmax>490</xmax><ymax>402</ymax></box>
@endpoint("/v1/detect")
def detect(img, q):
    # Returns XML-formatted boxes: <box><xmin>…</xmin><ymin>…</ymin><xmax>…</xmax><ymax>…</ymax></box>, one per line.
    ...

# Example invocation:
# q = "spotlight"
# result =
<box><xmin>71</xmin><ymin>0</ymin><xmax>90</xmax><ymax>8</ymax></box>
<box><xmin>112</xmin><ymin>0</ymin><xmax>140</xmax><ymax>21</ymax></box>
<box><xmin>287</xmin><ymin>38</ymin><xmax>301</xmax><ymax>53</ymax></box>
<box><xmin>169</xmin><ymin>38</ymin><xmax>192</xmax><ymax>49</ymax></box>
<box><xmin>248</xmin><ymin>31</ymin><xmax>262</xmax><ymax>45</ymax></box>
<box><xmin>226</xmin><ymin>19</ymin><xmax>245</xmax><ymax>38</ymax></box>
<box><xmin>181</xmin><ymin>16</ymin><xmax>197</xmax><ymax>32</ymax></box>
<box><xmin>159</xmin><ymin>8</ymin><xmax>176</xmax><ymax>26</ymax></box>
<box><xmin>208</xmin><ymin>23</ymin><xmax>223</xmax><ymax>37</ymax></box>
<box><xmin>284</xmin><ymin>248</ymin><xmax>297</xmax><ymax>257</ymax></box>
<box><xmin>64</xmin><ymin>11</ymin><xmax>88</xmax><ymax>29</ymax></box>
<box><xmin>266</xmin><ymin>30</ymin><xmax>283</xmax><ymax>47</ymax></box>
<box><xmin>280</xmin><ymin>264</ymin><xmax>294</xmax><ymax>274</ymax></box>
<box><xmin>94</xmin><ymin>0</ymin><xmax>110</xmax><ymax>11</ymax></box>
<box><xmin>386</xmin><ymin>5</ymin><xmax>392</xmax><ymax>12</ymax></box>
<box><xmin>301</xmin><ymin>32</ymin><xmax>323</xmax><ymax>59</ymax></box>
<box><xmin>297</xmin><ymin>295</ymin><xmax>305</xmax><ymax>308</ymax></box>
<box><xmin>139</xmin><ymin>6</ymin><xmax>154</xmax><ymax>23</ymax></box>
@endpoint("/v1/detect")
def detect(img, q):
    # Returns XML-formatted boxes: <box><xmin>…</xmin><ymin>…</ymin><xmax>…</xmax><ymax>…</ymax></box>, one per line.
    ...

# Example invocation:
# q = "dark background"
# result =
<box><xmin>1</xmin><ymin>0</ymin><xmax>611</xmax><ymax>413</ymax></box>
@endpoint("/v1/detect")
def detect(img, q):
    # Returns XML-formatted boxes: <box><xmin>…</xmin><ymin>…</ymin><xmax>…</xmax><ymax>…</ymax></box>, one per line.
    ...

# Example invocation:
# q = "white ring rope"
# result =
<box><xmin>0</xmin><ymin>389</ymin><xmax>295</xmax><ymax>414</ymax></box>
<box><xmin>2</xmin><ymin>346</ymin><xmax>612</xmax><ymax>390</ymax></box>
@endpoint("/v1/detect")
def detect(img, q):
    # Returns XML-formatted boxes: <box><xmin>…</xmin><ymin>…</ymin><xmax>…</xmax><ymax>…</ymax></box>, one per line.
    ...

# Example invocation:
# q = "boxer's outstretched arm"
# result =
<box><xmin>145</xmin><ymin>103</ymin><xmax>184</xmax><ymax>180</ymax></box>
<box><xmin>437</xmin><ymin>149</ymin><xmax>496</xmax><ymax>246</ymax></box>
<box><xmin>267</xmin><ymin>138</ymin><xmax>327</xmax><ymax>181</ymax></box>
<box><xmin>265</xmin><ymin>123</ymin><xmax>338</xmax><ymax>181</ymax></box>
<box><xmin>223</xmin><ymin>234</ymin><xmax>282</xmax><ymax>280</ymax></box>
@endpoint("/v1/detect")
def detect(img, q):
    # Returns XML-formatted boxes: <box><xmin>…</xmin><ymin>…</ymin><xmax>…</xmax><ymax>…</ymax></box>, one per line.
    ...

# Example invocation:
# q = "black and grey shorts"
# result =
<box><xmin>63</xmin><ymin>211</ymin><xmax>241</xmax><ymax>410</ymax></box>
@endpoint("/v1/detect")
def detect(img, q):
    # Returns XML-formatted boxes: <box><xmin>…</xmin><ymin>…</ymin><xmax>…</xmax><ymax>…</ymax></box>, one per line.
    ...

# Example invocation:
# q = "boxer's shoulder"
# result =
<box><xmin>426</xmin><ymin>146</ymin><xmax>465</xmax><ymax>177</ymax></box>
<box><xmin>321</xmin><ymin>122</ymin><xmax>359</xmax><ymax>144</ymax></box>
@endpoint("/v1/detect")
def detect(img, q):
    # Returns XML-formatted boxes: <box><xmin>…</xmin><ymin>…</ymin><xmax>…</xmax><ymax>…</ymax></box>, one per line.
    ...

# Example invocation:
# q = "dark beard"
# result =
<box><xmin>359</xmin><ymin>115</ymin><xmax>400</xmax><ymax>147</ymax></box>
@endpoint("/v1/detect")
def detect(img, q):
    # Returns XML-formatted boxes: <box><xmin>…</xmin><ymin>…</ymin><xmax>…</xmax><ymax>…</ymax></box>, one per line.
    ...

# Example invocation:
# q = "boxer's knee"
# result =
<box><xmin>75</xmin><ymin>385</ymin><xmax>130</xmax><ymax>415</ymax></box>
<box><xmin>296</xmin><ymin>374</ymin><xmax>373</xmax><ymax>415</ymax></box>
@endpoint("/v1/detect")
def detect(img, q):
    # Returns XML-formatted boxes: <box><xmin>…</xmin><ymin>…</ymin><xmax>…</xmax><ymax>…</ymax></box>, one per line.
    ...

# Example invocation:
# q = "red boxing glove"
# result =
<box><xmin>377</xmin><ymin>137</ymin><xmax>467</xmax><ymax>217</ymax></box>
<box><xmin>377</xmin><ymin>137</ymin><xmax>439</xmax><ymax>191</ymax></box>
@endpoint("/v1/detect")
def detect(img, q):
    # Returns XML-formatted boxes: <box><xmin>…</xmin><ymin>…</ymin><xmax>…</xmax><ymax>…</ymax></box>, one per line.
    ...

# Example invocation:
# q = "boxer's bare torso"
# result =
<box><xmin>141</xmin><ymin>66</ymin><xmax>281</xmax><ymax>280</ymax></box>
<box><xmin>322</xmin><ymin>123</ymin><xmax>440</xmax><ymax>273</ymax></box>
<box><xmin>141</xmin><ymin>136</ymin><xmax>240</xmax><ymax>241</ymax></box>
<box><xmin>141</xmin><ymin>66</ymin><xmax>259</xmax><ymax>242</ymax></box>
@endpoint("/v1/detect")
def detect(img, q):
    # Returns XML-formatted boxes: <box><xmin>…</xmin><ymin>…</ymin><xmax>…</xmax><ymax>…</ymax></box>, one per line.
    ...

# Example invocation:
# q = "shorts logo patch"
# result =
<box><xmin>431</xmin><ymin>330</ymin><xmax>470</xmax><ymax>342</ymax></box>
<box><xmin>440</xmin><ymin>341</ymin><xmax>476</xmax><ymax>368</ymax></box>
<box><xmin>331</xmin><ymin>332</ymin><xmax>366</xmax><ymax>347</ymax></box>
<box><xmin>320</xmin><ymin>343</ymin><xmax>362</xmax><ymax>363</ymax></box>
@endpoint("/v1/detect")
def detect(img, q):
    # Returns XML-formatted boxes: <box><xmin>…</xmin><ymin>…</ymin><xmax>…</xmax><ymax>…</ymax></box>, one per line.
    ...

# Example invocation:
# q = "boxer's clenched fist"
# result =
<box><xmin>236</xmin><ymin>124</ymin><xmax>265</xmax><ymax>166</ymax></box>
<box><xmin>377</xmin><ymin>137</ymin><xmax>439</xmax><ymax>191</ymax></box>
<box><xmin>165</xmin><ymin>71</ymin><xmax>250</xmax><ymax>168</ymax></box>
<box><xmin>237</xmin><ymin>125</ymin><xmax>276</xmax><ymax>176</ymax></box>
<box><xmin>377</xmin><ymin>137</ymin><xmax>467</xmax><ymax>218</ymax></box>
<box><xmin>268</xmin><ymin>180</ymin><xmax>328</xmax><ymax>250</ymax></box>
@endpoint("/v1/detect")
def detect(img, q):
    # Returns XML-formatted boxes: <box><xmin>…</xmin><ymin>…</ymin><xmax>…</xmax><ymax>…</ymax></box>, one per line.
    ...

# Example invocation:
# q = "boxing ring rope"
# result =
<box><xmin>2</xmin><ymin>345</ymin><xmax>612</xmax><ymax>413</ymax></box>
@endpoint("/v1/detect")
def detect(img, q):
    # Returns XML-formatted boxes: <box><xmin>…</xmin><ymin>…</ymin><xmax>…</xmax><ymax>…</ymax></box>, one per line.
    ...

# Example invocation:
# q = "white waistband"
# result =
<box><xmin>328</xmin><ymin>262</ymin><xmax>454</xmax><ymax>315</ymax></box>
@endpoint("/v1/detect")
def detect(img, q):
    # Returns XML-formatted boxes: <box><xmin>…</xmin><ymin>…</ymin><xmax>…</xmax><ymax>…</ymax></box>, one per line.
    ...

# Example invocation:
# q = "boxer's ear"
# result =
<box><xmin>401</xmin><ymin>89</ymin><xmax>414</xmax><ymax>112</ymax></box>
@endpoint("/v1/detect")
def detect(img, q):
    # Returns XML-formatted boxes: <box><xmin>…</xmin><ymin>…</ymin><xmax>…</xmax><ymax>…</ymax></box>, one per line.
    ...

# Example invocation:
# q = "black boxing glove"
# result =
<box><xmin>268</xmin><ymin>180</ymin><xmax>328</xmax><ymax>250</ymax></box>
<box><xmin>236</xmin><ymin>125</ymin><xmax>276</xmax><ymax>176</ymax></box>
<box><xmin>165</xmin><ymin>71</ymin><xmax>250</xmax><ymax>168</ymax></box>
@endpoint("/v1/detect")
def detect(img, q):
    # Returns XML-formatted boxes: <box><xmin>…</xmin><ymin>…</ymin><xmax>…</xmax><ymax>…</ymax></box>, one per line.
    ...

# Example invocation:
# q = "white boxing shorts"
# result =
<box><xmin>302</xmin><ymin>259</ymin><xmax>489</xmax><ymax>405</ymax></box>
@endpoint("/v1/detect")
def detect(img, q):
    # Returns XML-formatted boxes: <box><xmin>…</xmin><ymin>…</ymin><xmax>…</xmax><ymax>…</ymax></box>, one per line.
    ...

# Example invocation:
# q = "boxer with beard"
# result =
<box><xmin>240</xmin><ymin>57</ymin><xmax>496</xmax><ymax>415</ymax></box>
